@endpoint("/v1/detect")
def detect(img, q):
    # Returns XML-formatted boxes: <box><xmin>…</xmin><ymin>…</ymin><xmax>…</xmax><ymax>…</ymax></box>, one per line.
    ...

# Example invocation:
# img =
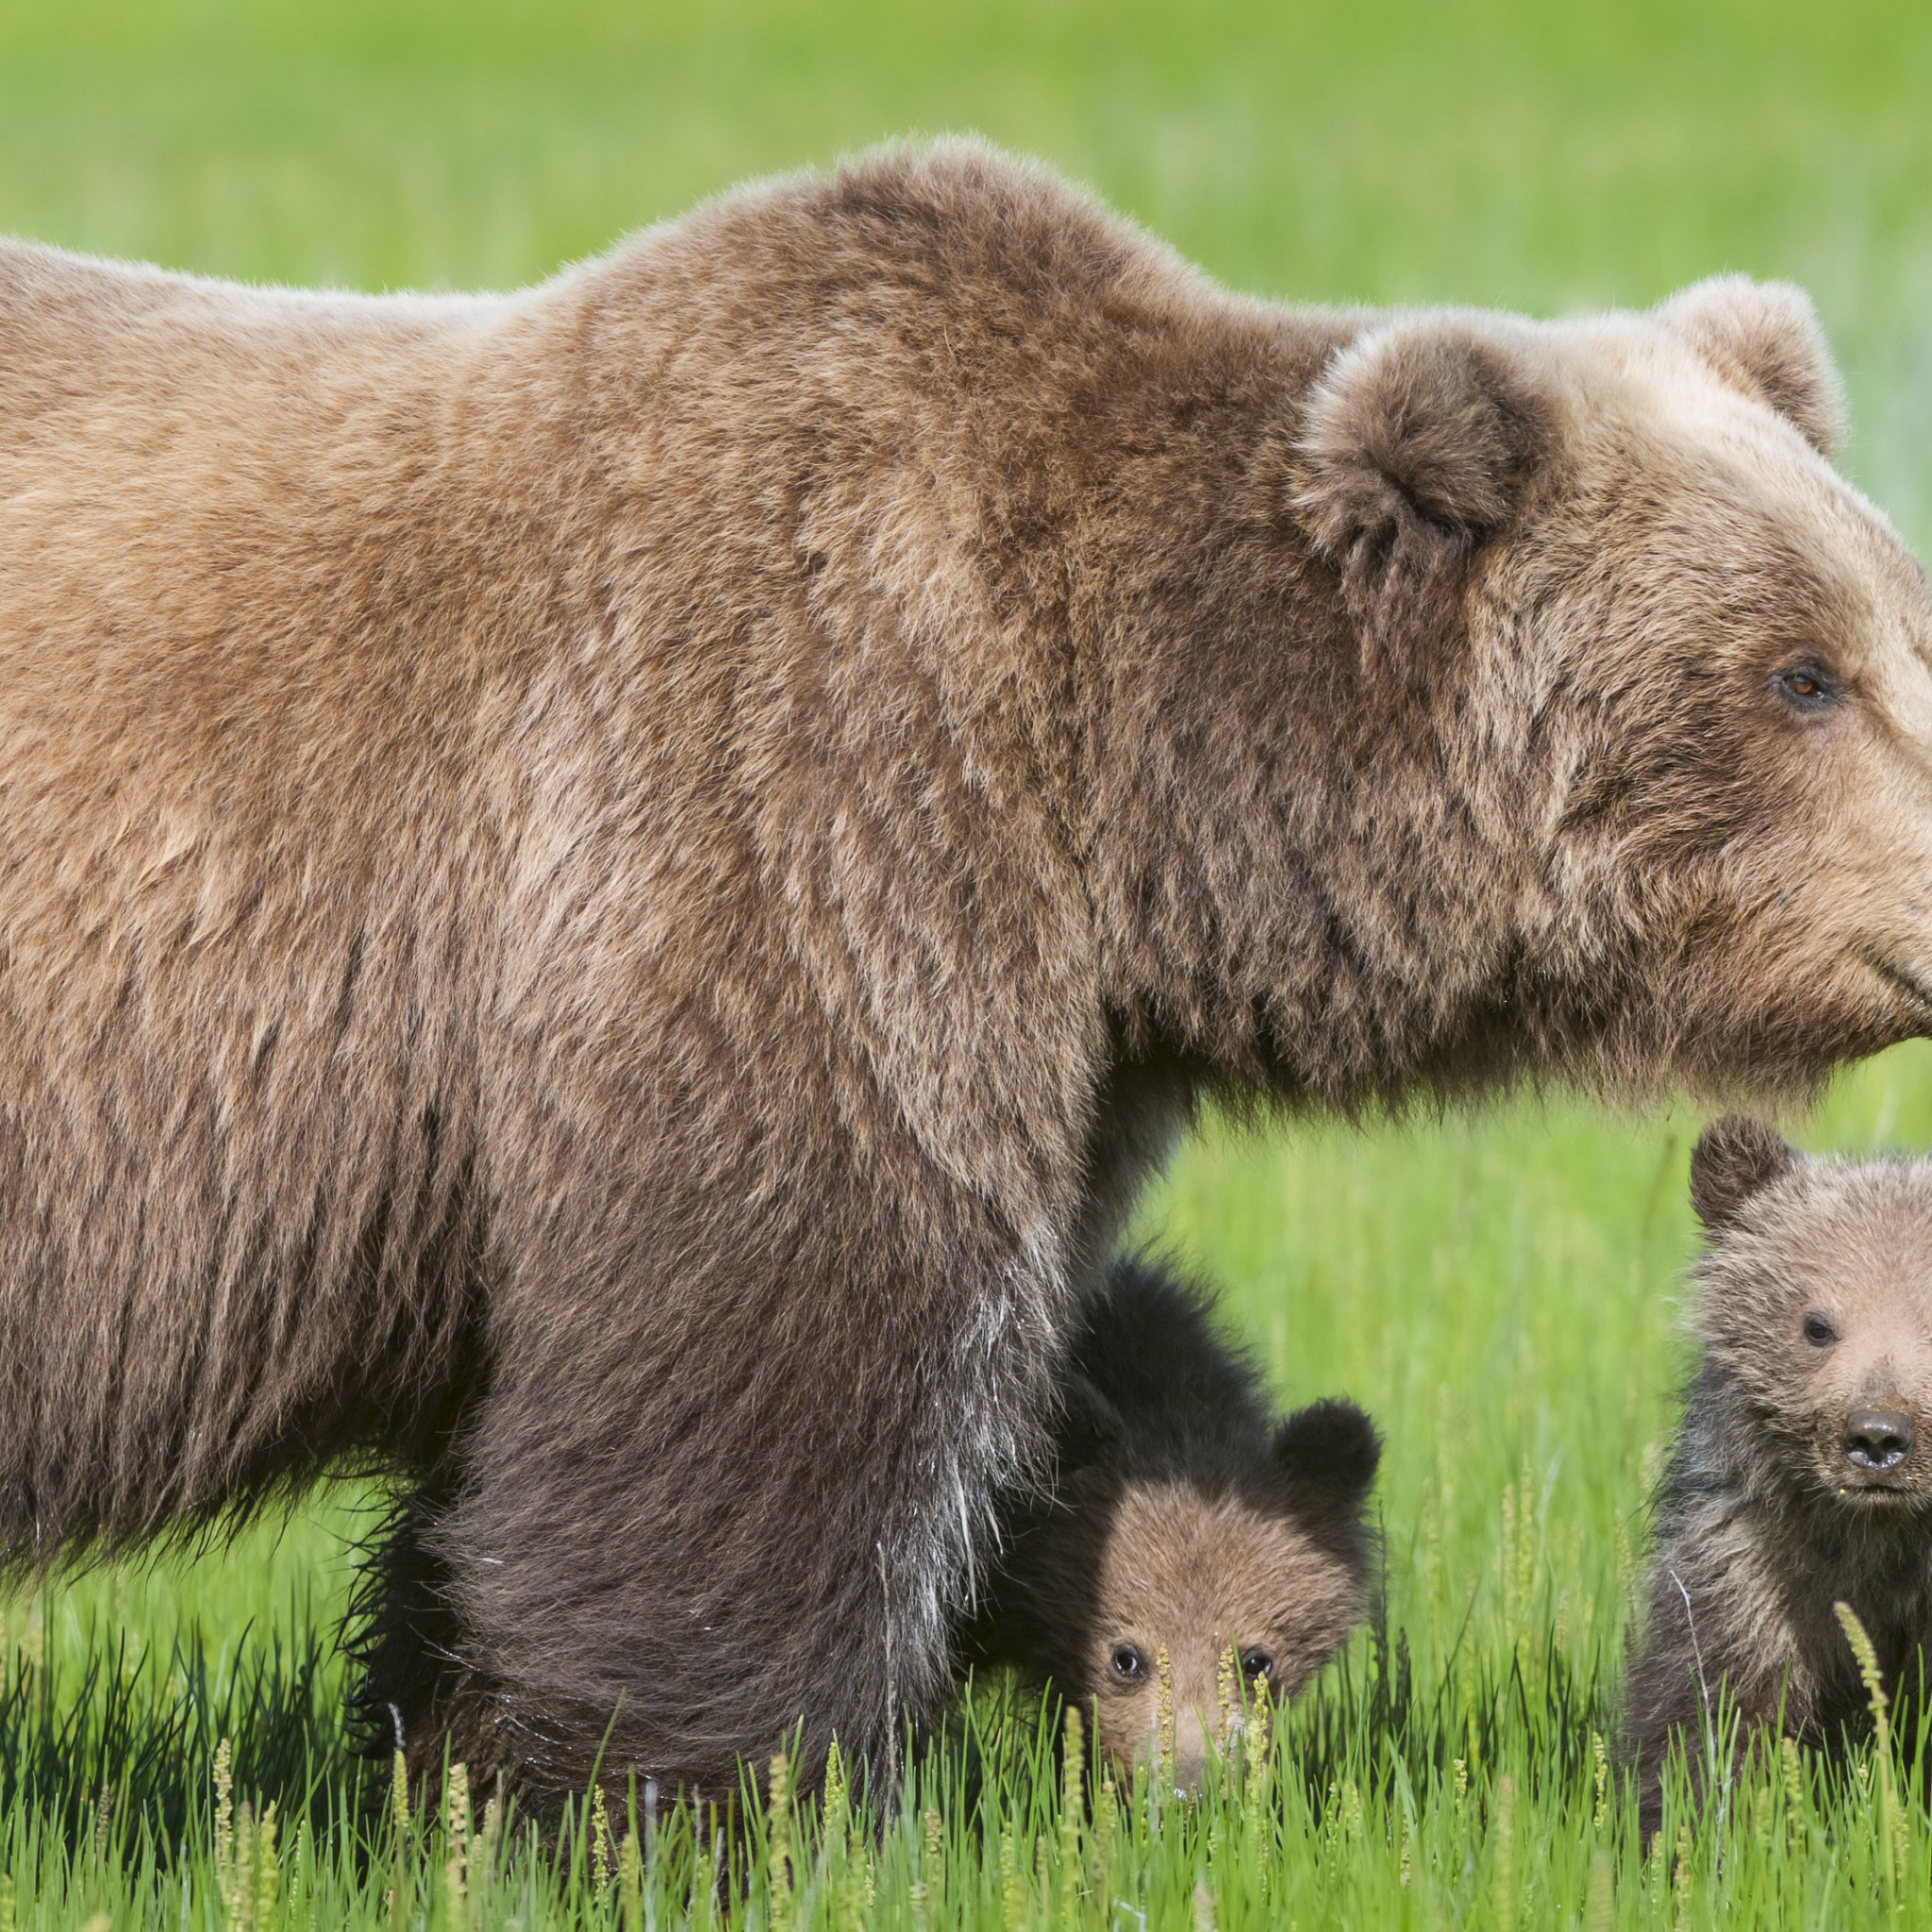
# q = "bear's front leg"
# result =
<box><xmin>1624</xmin><ymin>1549</ymin><xmax>1810</xmax><ymax>1842</ymax></box>
<box><xmin>390</xmin><ymin>1171</ymin><xmax>1068</xmax><ymax>1807</ymax></box>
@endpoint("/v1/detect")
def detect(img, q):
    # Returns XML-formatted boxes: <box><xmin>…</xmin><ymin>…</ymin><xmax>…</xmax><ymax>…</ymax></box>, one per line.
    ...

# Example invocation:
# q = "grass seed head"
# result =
<box><xmin>213</xmin><ymin>1736</ymin><xmax>234</xmax><ymax>1872</ymax></box>
<box><xmin>765</xmin><ymin>1753</ymin><xmax>793</xmax><ymax>1925</ymax></box>
<box><xmin>1059</xmin><ymin>1701</ymin><xmax>1085</xmax><ymax>1895</ymax></box>
<box><xmin>591</xmin><ymin>1782</ymin><xmax>614</xmax><ymax>1907</ymax></box>
<box><xmin>619</xmin><ymin>1829</ymin><xmax>642</xmax><ymax>1932</ymax></box>
<box><xmin>1156</xmin><ymin>1646</ymin><xmax>1175</xmax><ymax>1794</ymax></box>
<box><xmin>445</xmin><ymin>1761</ymin><xmax>471</xmax><ymax>1909</ymax></box>
<box><xmin>389</xmin><ymin>1748</ymin><xmax>409</xmax><ymax>1848</ymax></box>
<box><xmin>254</xmin><ymin>1800</ymin><xmax>279</xmax><ymax>1928</ymax></box>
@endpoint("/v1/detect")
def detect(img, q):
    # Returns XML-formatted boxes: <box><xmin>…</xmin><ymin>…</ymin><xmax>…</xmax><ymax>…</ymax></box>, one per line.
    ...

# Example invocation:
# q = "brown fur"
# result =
<box><xmin>966</xmin><ymin>1259</ymin><xmax>1378</xmax><ymax>1788</ymax></box>
<box><xmin>1</xmin><ymin>140</ymin><xmax>1930</xmax><ymax>1804</ymax></box>
<box><xmin>1626</xmin><ymin>1123</ymin><xmax>1932</xmax><ymax>1837</ymax></box>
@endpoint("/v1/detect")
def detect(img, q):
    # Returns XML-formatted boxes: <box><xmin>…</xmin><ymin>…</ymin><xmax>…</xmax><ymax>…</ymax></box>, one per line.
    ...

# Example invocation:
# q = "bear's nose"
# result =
<box><xmin>1844</xmin><ymin>1409</ymin><xmax>1914</xmax><ymax>1473</ymax></box>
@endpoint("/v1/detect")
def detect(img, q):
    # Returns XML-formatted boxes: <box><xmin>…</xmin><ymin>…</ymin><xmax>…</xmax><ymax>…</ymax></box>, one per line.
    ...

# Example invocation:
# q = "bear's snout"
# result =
<box><xmin>1843</xmin><ymin>1407</ymin><xmax>1914</xmax><ymax>1474</ymax></box>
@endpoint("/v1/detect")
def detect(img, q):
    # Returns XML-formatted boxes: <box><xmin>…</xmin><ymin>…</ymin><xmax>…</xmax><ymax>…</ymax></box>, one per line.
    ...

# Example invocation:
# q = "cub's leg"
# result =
<box><xmin>1624</xmin><ymin>1551</ymin><xmax>1810</xmax><ymax>1841</ymax></box>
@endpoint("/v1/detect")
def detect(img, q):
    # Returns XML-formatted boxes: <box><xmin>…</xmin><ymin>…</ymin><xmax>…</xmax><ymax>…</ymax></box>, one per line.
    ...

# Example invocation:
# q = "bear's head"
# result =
<box><xmin>1105</xmin><ymin>275</ymin><xmax>1932</xmax><ymax>1112</ymax></box>
<box><xmin>1303</xmin><ymin>279</ymin><xmax>1932</xmax><ymax>1098</ymax></box>
<box><xmin>1690</xmin><ymin>1116</ymin><xmax>1932</xmax><ymax>1511</ymax></box>
<box><xmin>1034</xmin><ymin>1394</ymin><xmax>1380</xmax><ymax>1790</ymax></box>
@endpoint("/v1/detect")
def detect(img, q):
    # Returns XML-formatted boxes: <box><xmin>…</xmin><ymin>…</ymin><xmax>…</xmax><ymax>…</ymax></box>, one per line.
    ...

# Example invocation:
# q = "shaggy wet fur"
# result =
<box><xmin>1627</xmin><ymin>1122</ymin><xmax>1932</xmax><ymax>1837</ymax></box>
<box><xmin>964</xmin><ymin>1258</ymin><xmax>1378</xmax><ymax>1786</ymax></box>
<box><xmin>3</xmin><ymin>141</ymin><xmax>1932</xmax><ymax>1803</ymax></box>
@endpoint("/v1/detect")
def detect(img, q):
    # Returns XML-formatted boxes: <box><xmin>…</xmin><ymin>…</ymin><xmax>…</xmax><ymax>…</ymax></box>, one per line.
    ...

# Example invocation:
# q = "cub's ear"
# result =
<box><xmin>1274</xmin><ymin>1398</ymin><xmax>1381</xmax><ymax>1504</ymax></box>
<box><xmin>1296</xmin><ymin>320</ymin><xmax>1554</xmax><ymax>682</ymax></box>
<box><xmin>1657</xmin><ymin>276</ymin><xmax>1844</xmax><ymax>458</ymax></box>
<box><xmin>1689</xmin><ymin>1116</ymin><xmax>1797</xmax><ymax>1229</ymax></box>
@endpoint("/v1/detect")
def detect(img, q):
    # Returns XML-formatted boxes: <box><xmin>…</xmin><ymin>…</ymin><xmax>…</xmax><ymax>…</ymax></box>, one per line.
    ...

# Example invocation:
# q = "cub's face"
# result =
<box><xmin>1084</xmin><ymin>1480</ymin><xmax>1366</xmax><ymax>1790</ymax></box>
<box><xmin>1691</xmin><ymin>1119</ymin><xmax>1932</xmax><ymax>1509</ymax></box>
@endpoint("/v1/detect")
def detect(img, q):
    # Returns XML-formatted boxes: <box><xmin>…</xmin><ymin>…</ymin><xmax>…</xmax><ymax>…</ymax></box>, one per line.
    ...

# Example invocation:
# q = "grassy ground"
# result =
<box><xmin>5</xmin><ymin>0</ymin><xmax>1932</xmax><ymax>1922</ymax></box>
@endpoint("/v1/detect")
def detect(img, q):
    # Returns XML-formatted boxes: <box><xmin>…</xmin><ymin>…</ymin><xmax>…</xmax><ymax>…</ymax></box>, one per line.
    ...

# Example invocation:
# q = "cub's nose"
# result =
<box><xmin>1844</xmin><ymin>1409</ymin><xmax>1914</xmax><ymax>1473</ymax></box>
<box><xmin>1171</xmin><ymin>1708</ymin><xmax>1208</xmax><ymax>1796</ymax></box>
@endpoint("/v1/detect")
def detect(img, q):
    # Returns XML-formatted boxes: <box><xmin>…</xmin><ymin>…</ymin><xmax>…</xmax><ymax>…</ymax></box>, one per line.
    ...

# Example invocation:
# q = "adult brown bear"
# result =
<box><xmin>2</xmin><ymin>140</ymin><xmax>1930</xmax><ymax>1804</ymax></box>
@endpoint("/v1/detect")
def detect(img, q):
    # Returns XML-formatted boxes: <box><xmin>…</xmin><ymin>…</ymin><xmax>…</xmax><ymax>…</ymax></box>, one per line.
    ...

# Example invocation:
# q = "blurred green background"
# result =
<box><xmin>5</xmin><ymin>0</ymin><xmax>1931</xmax><ymax>534</ymax></box>
<box><xmin>3</xmin><ymin>0</ymin><xmax>1932</xmax><ymax>1828</ymax></box>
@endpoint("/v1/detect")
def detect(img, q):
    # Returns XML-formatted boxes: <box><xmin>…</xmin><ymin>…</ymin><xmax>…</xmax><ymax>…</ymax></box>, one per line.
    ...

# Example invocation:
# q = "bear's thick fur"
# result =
<box><xmin>966</xmin><ymin>1257</ymin><xmax>1378</xmax><ymax>1789</ymax></box>
<box><xmin>3</xmin><ymin>141</ymin><xmax>1932</xmax><ymax>1801</ymax></box>
<box><xmin>1626</xmin><ymin>1122</ymin><xmax>1932</xmax><ymax>1837</ymax></box>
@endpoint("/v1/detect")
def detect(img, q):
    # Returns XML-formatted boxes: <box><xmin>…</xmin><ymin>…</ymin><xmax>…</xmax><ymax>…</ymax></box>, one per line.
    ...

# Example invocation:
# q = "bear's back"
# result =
<box><xmin>0</xmin><ymin>237</ymin><xmax>521</xmax><ymax>472</ymax></box>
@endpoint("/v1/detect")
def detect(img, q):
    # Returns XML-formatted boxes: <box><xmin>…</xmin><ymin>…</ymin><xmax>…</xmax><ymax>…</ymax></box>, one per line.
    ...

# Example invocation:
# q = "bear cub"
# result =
<box><xmin>964</xmin><ymin>1257</ymin><xmax>1380</xmax><ymax>1788</ymax></box>
<box><xmin>1627</xmin><ymin>1118</ymin><xmax>1932</xmax><ymax>1835</ymax></box>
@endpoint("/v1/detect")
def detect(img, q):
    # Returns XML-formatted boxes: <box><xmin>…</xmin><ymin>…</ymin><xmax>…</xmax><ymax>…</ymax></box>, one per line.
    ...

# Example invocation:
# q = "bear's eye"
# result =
<box><xmin>1239</xmin><ymin>1648</ymin><xmax>1274</xmax><ymax>1683</ymax></box>
<box><xmin>1773</xmin><ymin>664</ymin><xmax>1839</xmax><ymax>712</ymax></box>
<box><xmin>1109</xmin><ymin>1643</ymin><xmax>1143</xmax><ymax>1682</ymax></box>
<box><xmin>1803</xmin><ymin>1313</ymin><xmax>1839</xmax><ymax>1347</ymax></box>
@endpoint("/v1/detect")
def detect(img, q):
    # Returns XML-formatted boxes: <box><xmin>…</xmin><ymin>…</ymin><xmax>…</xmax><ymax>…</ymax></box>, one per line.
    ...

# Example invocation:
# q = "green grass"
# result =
<box><xmin>5</xmin><ymin>0</ymin><xmax>1932</xmax><ymax>1922</ymax></box>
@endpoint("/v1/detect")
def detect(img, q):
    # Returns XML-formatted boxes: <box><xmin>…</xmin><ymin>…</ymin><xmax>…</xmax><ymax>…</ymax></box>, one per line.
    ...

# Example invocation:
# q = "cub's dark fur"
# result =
<box><xmin>1626</xmin><ymin>1119</ymin><xmax>1932</xmax><ymax>1837</ymax></box>
<box><xmin>967</xmin><ymin>1258</ymin><xmax>1379</xmax><ymax>1784</ymax></box>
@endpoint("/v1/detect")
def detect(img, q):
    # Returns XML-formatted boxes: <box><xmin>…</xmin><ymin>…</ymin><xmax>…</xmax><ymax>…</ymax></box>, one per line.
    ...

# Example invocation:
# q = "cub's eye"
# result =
<box><xmin>1239</xmin><ymin>1648</ymin><xmax>1274</xmax><ymax>1683</ymax></box>
<box><xmin>1802</xmin><ymin>1313</ymin><xmax>1839</xmax><ymax>1348</ymax></box>
<box><xmin>1109</xmin><ymin>1643</ymin><xmax>1143</xmax><ymax>1683</ymax></box>
<box><xmin>1773</xmin><ymin>664</ymin><xmax>1839</xmax><ymax>712</ymax></box>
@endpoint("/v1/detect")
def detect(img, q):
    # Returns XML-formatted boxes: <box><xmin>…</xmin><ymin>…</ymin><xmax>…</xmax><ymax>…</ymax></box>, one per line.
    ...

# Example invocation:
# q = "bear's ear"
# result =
<box><xmin>1656</xmin><ymin>276</ymin><xmax>1844</xmax><ymax>458</ymax></box>
<box><xmin>1274</xmin><ymin>1398</ymin><xmax>1381</xmax><ymax>1504</ymax></box>
<box><xmin>1690</xmin><ymin>1116</ymin><xmax>1798</xmax><ymax>1229</ymax></box>
<box><xmin>1296</xmin><ymin>320</ymin><xmax>1555</xmax><ymax>684</ymax></box>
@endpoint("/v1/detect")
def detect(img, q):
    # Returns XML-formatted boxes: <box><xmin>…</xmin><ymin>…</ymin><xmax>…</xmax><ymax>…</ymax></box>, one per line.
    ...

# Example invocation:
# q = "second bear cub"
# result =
<box><xmin>965</xmin><ymin>1258</ymin><xmax>1380</xmax><ymax>1788</ymax></box>
<box><xmin>1627</xmin><ymin>1118</ymin><xmax>1932</xmax><ymax>1833</ymax></box>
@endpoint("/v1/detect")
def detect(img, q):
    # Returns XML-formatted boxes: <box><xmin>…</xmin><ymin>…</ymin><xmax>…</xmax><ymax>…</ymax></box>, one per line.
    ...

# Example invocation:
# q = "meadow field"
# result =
<box><xmin>5</xmin><ymin>1</ymin><xmax>1932</xmax><ymax>1923</ymax></box>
